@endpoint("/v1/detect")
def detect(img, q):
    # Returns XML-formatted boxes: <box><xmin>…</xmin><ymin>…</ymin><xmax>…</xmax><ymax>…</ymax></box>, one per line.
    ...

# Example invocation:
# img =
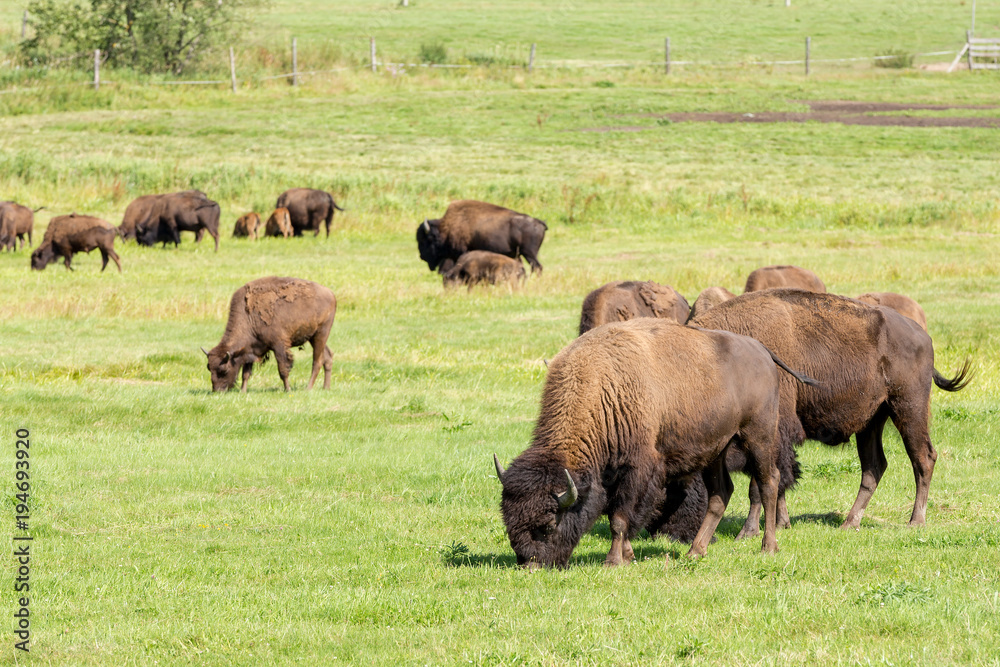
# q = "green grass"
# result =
<box><xmin>1</xmin><ymin>2</ymin><xmax>1000</xmax><ymax>665</ymax></box>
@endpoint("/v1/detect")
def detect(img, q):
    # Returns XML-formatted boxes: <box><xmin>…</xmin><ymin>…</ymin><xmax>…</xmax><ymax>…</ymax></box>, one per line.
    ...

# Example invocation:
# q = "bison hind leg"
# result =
<box><xmin>688</xmin><ymin>452</ymin><xmax>735</xmax><ymax>558</ymax></box>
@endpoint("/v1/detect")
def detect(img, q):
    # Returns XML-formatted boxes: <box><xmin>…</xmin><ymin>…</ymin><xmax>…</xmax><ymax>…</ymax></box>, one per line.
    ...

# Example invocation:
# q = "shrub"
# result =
<box><xmin>874</xmin><ymin>48</ymin><xmax>914</xmax><ymax>69</ymax></box>
<box><xmin>419</xmin><ymin>42</ymin><xmax>448</xmax><ymax>65</ymax></box>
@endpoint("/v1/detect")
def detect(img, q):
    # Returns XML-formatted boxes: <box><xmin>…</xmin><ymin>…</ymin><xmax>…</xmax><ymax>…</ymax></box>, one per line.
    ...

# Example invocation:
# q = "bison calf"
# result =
<box><xmin>265</xmin><ymin>208</ymin><xmax>293</xmax><ymax>239</ymax></box>
<box><xmin>744</xmin><ymin>265</ymin><xmax>826</xmax><ymax>293</ymax></box>
<box><xmin>578</xmin><ymin>280</ymin><xmax>690</xmax><ymax>335</ymax></box>
<box><xmin>31</xmin><ymin>214</ymin><xmax>121</xmax><ymax>273</ymax></box>
<box><xmin>495</xmin><ymin>319</ymin><xmax>819</xmax><ymax>568</ymax></box>
<box><xmin>443</xmin><ymin>250</ymin><xmax>526</xmax><ymax>289</ymax></box>
<box><xmin>202</xmin><ymin>277</ymin><xmax>337</xmax><ymax>392</ymax></box>
<box><xmin>233</xmin><ymin>212</ymin><xmax>262</xmax><ymax>240</ymax></box>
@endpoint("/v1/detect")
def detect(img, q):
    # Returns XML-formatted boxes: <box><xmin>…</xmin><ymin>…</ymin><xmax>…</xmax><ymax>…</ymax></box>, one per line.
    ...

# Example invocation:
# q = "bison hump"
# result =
<box><xmin>244</xmin><ymin>278</ymin><xmax>311</xmax><ymax>326</ymax></box>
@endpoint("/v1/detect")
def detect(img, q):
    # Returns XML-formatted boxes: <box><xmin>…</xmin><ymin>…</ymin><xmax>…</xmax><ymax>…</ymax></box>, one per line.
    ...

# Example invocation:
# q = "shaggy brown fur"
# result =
<box><xmin>233</xmin><ymin>212</ymin><xmax>262</xmax><ymax>240</ymax></box>
<box><xmin>264</xmin><ymin>208</ymin><xmax>293</xmax><ymax>238</ymax></box>
<box><xmin>856</xmin><ymin>292</ymin><xmax>927</xmax><ymax>332</ymax></box>
<box><xmin>31</xmin><ymin>214</ymin><xmax>121</xmax><ymax>272</ymax></box>
<box><xmin>134</xmin><ymin>191</ymin><xmax>220</xmax><ymax>251</ymax></box>
<box><xmin>663</xmin><ymin>289</ymin><xmax>972</xmax><ymax>542</ymax></box>
<box><xmin>119</xmin><ymin>191</ymin><xmax>206</xmax><ymax>241</ymax></box>
<box><xmin>0</xmin><ymin>202</ymin><xmax>38</xmax><ymax>251</ymax></box>
<box><xmin>686</xmin><ymin>286</ymin><xmax>736</xmax><ymax>322</ymax></box>
<box><xmin>417</xmin><ymin>200</ymin><xmax>547</xmax><ymax>275</ymax></box>
<box><xmin>578</xmin><ymin>280</ymin><xmax>690</xmax><ymax>335</ymax></box>
<box><xmin>443</xmin><ymin>250</ymin><xmax>526</xmax><ymax>289</ymax></box>
<box><xmin>203</xmin><ymin>277</ymin><xmax>337</xmax><ymax>392</ymax></box>
<box><xmin>744</xmin><ymin>265</ymin><xmax>826</xmax><ymax>293</ymax></box>
<box><xmin>496</xmin><ymin>319</ymin><xmax>788</xmax><ymax>568</ymax></box>
<box><xmin>275</xmin><ymin>188</ymin><xmax>344</xmax><ymax>237</ymax></box>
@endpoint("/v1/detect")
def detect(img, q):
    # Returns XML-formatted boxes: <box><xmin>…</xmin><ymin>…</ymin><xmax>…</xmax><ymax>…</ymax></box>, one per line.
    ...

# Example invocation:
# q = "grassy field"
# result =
<box><xmin>1</xmin><ymin>2</ymin><xmax>1000</xmax><ymax>665</ymax></box>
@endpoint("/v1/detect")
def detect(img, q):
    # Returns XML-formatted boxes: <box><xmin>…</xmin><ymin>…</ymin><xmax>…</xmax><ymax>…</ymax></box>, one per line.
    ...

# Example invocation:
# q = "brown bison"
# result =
<box><xmin>443</xmin><ymin>250</ymin><xmax>526</xmax><ymax>289</ymax></box>
<box><xmin>119</xmin><ymin>191</ymin><xmax>205</xmax><ymax>241</ymax></box>
<box><xmin>686</xmin><ymin>286</ymin><xmax>735</xmax><ymax>322</ymax></box>
<box><xmin>264</xmin><ymin>208</ymin><xmax>293</xmax><ymax>239</ymax></box>
<box><xmin>30</xmin><ymin>214</ymin><xmax>121</xmax><ymax>272</ymax></box>
<box><xmin>135</xmin><ymin>191</ymin><xmax>220</xmax><ymax>250</ymax></box>
<box><xmin>233</xmin><ymin>212</ymin><xmax>262</xmax><ymax>239</ymax></box>
<box><xmin>658</xmin><ymin>289</ymin><xmax>972</xmax><ymax>543</ymax></box>
<box><xmin>856</xmin><ymin>292</ymin><xmax>927</xmax><ymax>331</ymax></box>
<box><xmin>744</xmin><ymin>265</ymin><xmax>826</xmax><ymax>293</ymax></box>
<box><xmin>0</xmin><ymin>202</ymin><xmax>40</xmax><ymax>251</ymax></box>
<box><xmin>495</xmin><ymin>318</ymin><xmax>818</xmax><ymax>568</ymax></box>
<box><xmin>417</xmin><ymin>200</ymin><xmax>547</xmax><ymax>276</ymax></box>
<box><xmin>275</xmin><ymin>188</ymin><xmax>344</xmax><ymax>237</ymax></box>
<box><xmin>578</xmin><ymin>280</ymin><xmax>690</xmax><ymax>335</ymax></box>
<box><xmin>202</xmin><ymin>277</ymin><xmax>337</xmax><ymax>392</ymax></box>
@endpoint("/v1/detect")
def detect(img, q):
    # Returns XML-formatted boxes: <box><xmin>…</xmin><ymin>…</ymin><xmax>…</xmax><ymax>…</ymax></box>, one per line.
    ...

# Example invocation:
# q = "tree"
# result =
<box><xmin>21</xmin><ymin>0</ymin><xmax>269</xmax><ymax>75</ymax></box>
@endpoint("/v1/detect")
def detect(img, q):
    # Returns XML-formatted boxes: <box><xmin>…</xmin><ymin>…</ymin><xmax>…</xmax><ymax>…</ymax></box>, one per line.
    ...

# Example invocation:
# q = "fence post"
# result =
<box><xmin>292</xmin><ymin>37</ymin><xmax>299</xmax><ymax>86</ymax></box>
<box><xmin>805</xmin><ymin>36</ymin><xmax>811</xmax><ymax>75</ymax></box>
<box><xmin>21</xmin><ymin>10</ymin><xmax>27</xmax><ymax>39</ymax></box>
<box><xmin>230</xmin><ymin>47</ymin><xmax>237</xmax><ymax>93</ymax></box>
<box><xmin>370</xmin><ymin>37</ymin><xmax>377</xmax><ymax>73</ymax></box>
<box><xmin>966</xmin><ymin>30</ymin><xmax>973</xmax><ymax>70</ymax></box>
<box><xmin>94</xmin><ymin>49</ymin><xmax>100</xmax><ymax>91</ymax></box>
<box><xmin>785</xmin><ymin>0</ymin><xmax>790</xmax><ymax>6</ymax></box>
<box><xmin>664</xmin><ymin>37</ymin><xmax>670</xmax><ymax>74</ymax></box>
<box><xmin>529</xmin><ymin>43</ymin><xmax>536</xmax><ymax>72</ymax></box>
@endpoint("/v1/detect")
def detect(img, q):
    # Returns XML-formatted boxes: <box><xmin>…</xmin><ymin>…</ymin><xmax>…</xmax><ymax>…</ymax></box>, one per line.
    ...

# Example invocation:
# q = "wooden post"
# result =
<box><xmin>529</xmin><ymin>43</ymin><xmax>536</xmax><ymax>72</ymax></box>
<box><xmin>967</xmin><ymin>30</ymin><xmax>974</xmax><ymax>70</ymax></box>
<box><xmin>21</xmin><ymin>10</ymin><xmax>27</xmax><ymax>39</ymax></box>
<box><xmin>94</xmin><ymin>49</ymin><xmax>100</xmax><ymax>90</ymax></box>
<box><xmin>292</xmin><ymin>37</ymin><xmax>299</xmax><ymax>86</ymax></box>
<box><xmin>230</xmin><ymin>47</ymin><xmax>237</xmax><ymax>92</ymax></box>
<box><xmin>664</xmin><ymin>37</ymin><xmax>670</xmax><ymax>74</ymax></box>
<box><xmin>785</xmin><ymin>0</ymin><xmax>790</xmax><ymax>6</ymax></box>
<box><xmin>805</xmin><ymin>36</ymin><xmax>811</xmax><ymax>75</ymax></box>
<box><xmin>370</xmin><ymin>37</ymin><xmax>377</xmax><ymax>73</ymax></box>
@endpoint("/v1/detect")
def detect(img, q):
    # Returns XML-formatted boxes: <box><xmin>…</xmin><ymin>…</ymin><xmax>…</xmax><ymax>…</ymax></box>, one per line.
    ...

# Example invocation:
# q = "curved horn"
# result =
<box><xmin>493</xmin><ymin>453</ymin><xmax>506</xmax><ymax>483</ymax></box>
<box><xmin>556</xmin><ymin>469</ymin><xmax>578</xmax><ymax>509</ymax></box>
<box><xmin>221</xmin><ymin>351</ymin><xmax>231</xmax><ymax>364</ymax></box>
<box><xmin>201</xmin><ymin>346</ymin><xmax>210</xmax><ymax>357</ymax></box>
<box><xmin>421</xmin><ymin>219</ymin><xmax>430</xmax><ymax>233</ymax></box>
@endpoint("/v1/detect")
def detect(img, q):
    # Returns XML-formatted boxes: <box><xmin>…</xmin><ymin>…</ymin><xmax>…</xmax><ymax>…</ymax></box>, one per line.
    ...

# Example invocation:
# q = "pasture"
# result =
<box><xmin>1</xmin><ymin>1</ymin><xmax>1000</xmax><ymax>664</ymax></box>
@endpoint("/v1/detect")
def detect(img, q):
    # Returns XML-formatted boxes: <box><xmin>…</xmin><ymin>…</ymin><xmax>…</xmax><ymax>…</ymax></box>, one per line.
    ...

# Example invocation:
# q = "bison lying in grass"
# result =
<box><xmin>495</xmin><ymin>318</ymin><xmax>817</xmax><ymax>568</ymax></box>
<box><xmin>30</xmin><ymin>214</ymin><xmax>121</xmax><ymax>273</ymax></box>
<box><xmin>202</xmin><ymin>277</ymin><xmax>337</xmax><ymax>392</ymax></box>
<box><xmin>578</xmin><ymin>280</ymin><xmax>690</xmax><ymax>335</ymax></box>
<box><xmin>443</xmin><ymin>250</ymin><xmax>526</xmax><ymax>289</ymax></box>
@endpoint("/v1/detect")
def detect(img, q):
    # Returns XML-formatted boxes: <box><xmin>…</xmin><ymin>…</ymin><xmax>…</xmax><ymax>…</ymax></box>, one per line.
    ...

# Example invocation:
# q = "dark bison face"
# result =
<box><xmin>496</xmin><ymin>457</ymin><xmax>589</xmax><ymax>569</ymax></box>
<box><xmin>135</xmin><ymin>222</ymin><xmax>159</xmax><ymax>247</ymax></box>
<box><xmin>416</xmin><ymin>219</ymin><xmax>446</xmax><ymax>271</ymax></box>
<box><xmin>30</xmin><ymin>244</ymin><xmax>55</xmax><ymax>270</ymax></box>
<box><xmin>203</xmin><ymin>347</ymin><xmax>241</xmax><ymax>392</ymax></box>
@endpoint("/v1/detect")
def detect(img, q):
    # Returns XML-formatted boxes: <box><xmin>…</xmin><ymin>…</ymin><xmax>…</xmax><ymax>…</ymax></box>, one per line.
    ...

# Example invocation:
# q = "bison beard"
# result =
<box><xmin>493</xmin><ymin>318</ymin><xmax>816</xmax><ymax>568</ymax></box>
<box><xmin>654</xmin><ymin>289</ymin><xmax>973</xmax><ymax>544</ymax></box>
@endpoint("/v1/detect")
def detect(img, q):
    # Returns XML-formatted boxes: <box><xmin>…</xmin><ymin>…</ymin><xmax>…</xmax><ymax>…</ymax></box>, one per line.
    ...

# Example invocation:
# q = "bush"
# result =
<box><xmin>874</xmin><ymin>48</ymin><xmax>914</xmax><ymax>69</ymax></box>
<box><xmin>418</xmin><ymin>42</ymin><xmax>448</xmax><ymax>65</ymax></box>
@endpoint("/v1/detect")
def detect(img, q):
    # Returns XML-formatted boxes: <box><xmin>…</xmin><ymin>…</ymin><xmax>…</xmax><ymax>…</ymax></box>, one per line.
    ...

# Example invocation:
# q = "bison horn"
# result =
<box><xmin>556</xmin><ymin>469</ymin><xmax>578</xmax><ymax>509</ymax></box>
<box><xmin>221</xmin><ymin>351</ymin><xmax>231</xmax><ymax>364</ymax></box>
<box><xmin>493</xmin><ymin>453</ymin><xmax>506</xmax><ymax>483</ymax></box>
<box><xmin>421</xmin><ymin>219</ymin><xmax>430</xmax><ymax>233</ymax></box>
<box><xmin>200</xmin><ymin>346</ymin><xmax>210</xmax><ymax>357</ymax></box>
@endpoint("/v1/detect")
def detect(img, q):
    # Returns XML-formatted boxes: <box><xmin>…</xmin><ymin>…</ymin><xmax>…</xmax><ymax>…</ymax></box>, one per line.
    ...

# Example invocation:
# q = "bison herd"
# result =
<box><xmin>5</xmin><ymin>189</ymin><xmax>974</xmax><ymax>569</ymax></box>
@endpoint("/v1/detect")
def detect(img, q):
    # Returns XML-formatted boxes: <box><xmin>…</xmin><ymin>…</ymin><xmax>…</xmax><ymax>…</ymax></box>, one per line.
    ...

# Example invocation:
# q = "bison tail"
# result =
<box><xmin>765</xmin><ymin>347</ymin><xmax>820</xmax><ymax>387</ymax></box>
<box><xmin>933</xmin><ymin>358</ymin><xmax>973</xmax><ymax>392</ymax></box>
<box><xmin>333</xmin><ymin>201</ymin><xmax>345</xmax><ymax>212</ymax></box>
<box><xmin>32</xmin><ymin>206</ymin><xmax>45</xmax><ymax>213</ymax></box>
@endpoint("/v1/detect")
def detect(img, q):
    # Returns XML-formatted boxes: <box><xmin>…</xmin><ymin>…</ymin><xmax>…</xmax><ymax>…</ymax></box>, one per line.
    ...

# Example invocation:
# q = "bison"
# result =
<box><xmin>233</xmin><ymin>212</ymin><xmax>262</xmax><ymax>239</ymax></box>
<box><xmin>657</xmin><ymin>289</ymin><xmax>972</xmax><ymax>543</ymax></box>
<box><xmin>443</xmin><ymin>250</ymin><xmax>526</xmax><ymax>289</ymax></box>
<box><xmin>856</xmin><ymin>292</ymin><xmax>927</xmax><ymax>332</ymax></box>
<box><xmin>0</xmin><ymin>202</ymin><xmax>40</xmax><ymax>251</ymax></box>
<box><xmin>119</xmin><ymin>191</ymin><xmax>205</xmax><ymax>241</ymax></box>
<box><xmin>135</xmin><ymin>191</ymin><xmax>220</xmax><ymax>250</ymax></box>
<box><xmin>686</xmin><ymin>286</ymin><xmax>735</xmax><ymax>322</ymax></box>
<box><xmin>744</xmin><ymin>265</ymin><xmax>826</xmax><ymax>293</ymax></box>
<box><xmin>578</xmin><ymin>280</ymin><xmax>690</xmax><ymax>335</ymax></box>
<box><xmin>264</xmin><ymin>208</ymin><xmax>293</xmax><ymax>239</ymax></box>
<box><xmin>30</xmin><ymin>214</ymin><xmax>121</xmax><ymax>272</ymax></box>
<box><xmin>495</xmin><ymin>318</ymin><xmax>818</xmax><ymax>568</ymax></box>
<box><xmin>202</xmin><ymin>277</ymin><xmax>337</xmax><ymax>392</ymax></box>
<box><xmin>417</xmin><ymin>200</ymin><xmax>547</xmax><ymax>276</ymax></box>
<box><xmin>275</xmin><ymin>188</ymin><xmax>344</xmax><ymax>237</ymax></box>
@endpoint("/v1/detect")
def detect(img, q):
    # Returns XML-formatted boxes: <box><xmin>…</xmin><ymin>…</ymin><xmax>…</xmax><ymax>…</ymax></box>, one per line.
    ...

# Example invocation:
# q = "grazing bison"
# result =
<box><xmin>744</xmin><ymin>265</ymin><xmax>826</xmax><ymax>293</ymax></box>
<box><xmin>686</xmin><ymin>286</ymin><xmax>735</xmax><ymax>322</ymax></box>
<box><xmin>495</xmin><ymin>318</ymin><xmax>818</xmax><ymax>568</ymax></box>
<box><xmin>443</xmin><ymin>250</ymin><xmax>526</xmax><ymax>289</ymax></box>
<box><xmin>275</xmin><ymin>188</ymin><xmax>344</xmax><ymax>237</ymax></box>
<box><xmin>202</xmin><ymin>277</ymin><xmax>337</xmax><ymax>392</ymax></box>
<box><xmin>578</xmin><ymin>280</ymin><xmax>690</xmax><ymax>335</ymax></box>
<box><xmin>135</xmin><ymin>191</ymin><xmax>220</xmax><ymax>250</ymax></box>
<box><xmin>264</xmin><ymin>208</ymin><xmax>293</xmax><ymax>239</ymax></box>
<box><xmin>417</xmin><ymin>200</ymin><xmax>547</xmax><ymax>276</ymax></box>
<box><xmin>657</xmin><ymin>289</ymin><xmax>972</xmax><ymax>543</ymax></box>
<box><xmin>233</xmin><ymin>212</ymin><xmax>262</xmax><ymax>239</ymax></box>
<box><xmin>856</xmin><ymin>292</ymin><xmax>927</xmax><ymax>332</ymax></box>
<box><xmin>30</xmin><ymin>214</ymin><xmax>121</xmax><ymax>272</ymax></box>
<box><xmin>0</xmin><ymin>201</ymin><xmax>39</xmax><ymax>251</ymax></box>
<box><xmin>119</xmin><ymin>191</ymin><xmax>205</xmax><ymax>241</ymax></box>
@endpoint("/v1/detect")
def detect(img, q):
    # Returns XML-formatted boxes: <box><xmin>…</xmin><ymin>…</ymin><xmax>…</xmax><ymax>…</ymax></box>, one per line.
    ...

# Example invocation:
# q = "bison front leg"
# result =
<box><xmin>240</xmin><ymin>362</ymin><xmax>254</xmax><ymax>392</ymax></box>
<box><xmin>604</xmin><ymin>513</ymin><xmax>635</xmax><ymax>567</ymax></box>
<box><xmin>736</xmin><ymin>478</ymin><xmax>763</xmax><ymax>540</ymax></box>
<box><xmin>272</xmin><ymin>345</ymin><xmax>294</xmax><ymax>391</ymax></box>
<box><xmin>688</xmin><ymin>454</ymin><xmax>734</xmax><ymax>558</ymax></box>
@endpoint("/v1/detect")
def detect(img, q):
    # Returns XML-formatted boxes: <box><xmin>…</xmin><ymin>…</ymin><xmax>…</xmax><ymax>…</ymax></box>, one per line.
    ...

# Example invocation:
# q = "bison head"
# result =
<box><xmin>415</xmin><ymin>218</ymin><xmax>448</xmax><ymax>272</ymax></box>
<box><xmin>202</xmin><ymin>346</ymin><xmax>255</xmax><ymax>392</ymax></box>
<box><xmin>134</xmin><ymin>220</ymin><xmax>160</xmax><ymax>247</ymax></box>
<box><xmin>30</xmin><ymin>243</ymin><xmax>56</xmax><ymax>271</ymax></box>
<box><xmin>495</xmin><ymin>454</ymin><xmax>597</xmax><ymax>569</ymax></box>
